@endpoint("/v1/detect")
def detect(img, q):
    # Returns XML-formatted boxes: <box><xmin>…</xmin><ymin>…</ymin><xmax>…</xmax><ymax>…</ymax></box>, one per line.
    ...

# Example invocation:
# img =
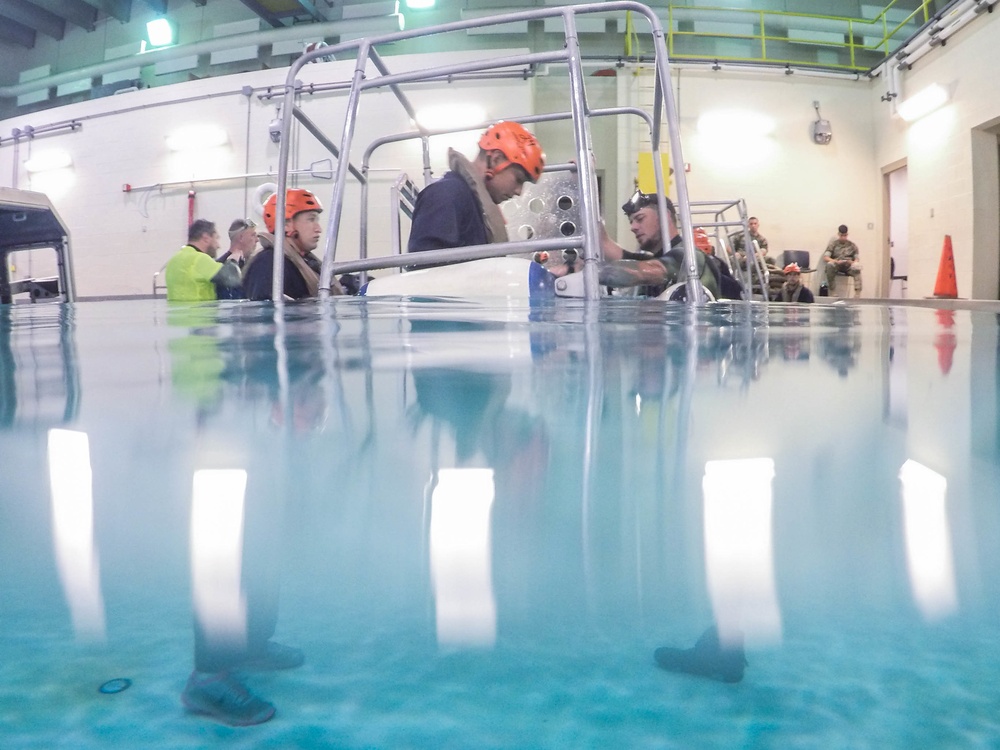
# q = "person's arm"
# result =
<box><xmin>211</xmin><ymin>259</ymin><xmax>242</xmax><ymax>289</ymax></box>
<box><xmin>597</xmin><ymin>258</ymin><xmax>670</xmax><ymax>288</ymax></box>
<box><xmin>822</xmin><ymin>240</ymin><xmax>835</xmax><ymax>262</ymax></box>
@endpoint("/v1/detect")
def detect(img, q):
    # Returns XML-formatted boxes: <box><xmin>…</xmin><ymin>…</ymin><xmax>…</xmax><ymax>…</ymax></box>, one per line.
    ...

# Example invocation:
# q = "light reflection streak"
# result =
<box><xmin>48</xmin><ymin>428</ymin><xmax>106</xmax><ymax>642</ymax></box>
<box><xmin>899</xmin><ymin>460</ymin><xmax>957</xmax><ymax>620</ymax></box>
<box><xmin>702</xmin><ymin>458</ymin><xmax>782</xmax><ymax>646</ymax></box>
<box><xmin>190</xmin><ymin>469</ymin><xmax>248</xmax><ymax>650</ymax></box>
<box><xmin>429</xmin><ymin>468</ymin><xmax>497</xmax><ymax>648</ymax></box>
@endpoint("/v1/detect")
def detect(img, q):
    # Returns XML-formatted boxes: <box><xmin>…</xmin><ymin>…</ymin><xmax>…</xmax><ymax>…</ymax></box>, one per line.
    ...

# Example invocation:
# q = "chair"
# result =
<box><xmin>780</xmin><ymin>250</ymin><xmax>810</xmax><ymax>270</ymax></box>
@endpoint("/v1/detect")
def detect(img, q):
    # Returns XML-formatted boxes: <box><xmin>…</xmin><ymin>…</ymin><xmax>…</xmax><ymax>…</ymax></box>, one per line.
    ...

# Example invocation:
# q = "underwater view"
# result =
<box><xmin>1</xmin><ymin>297</ymin><xmax>999</xmax><ymax>748</ymax></box>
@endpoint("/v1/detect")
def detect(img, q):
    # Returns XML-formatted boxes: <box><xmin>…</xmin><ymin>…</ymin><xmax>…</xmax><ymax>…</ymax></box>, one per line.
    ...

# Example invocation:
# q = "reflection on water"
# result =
<box><xmin>2</xmin><ymin>298</ymin><xmax>1000</xmax><ymax>745</ymax></box>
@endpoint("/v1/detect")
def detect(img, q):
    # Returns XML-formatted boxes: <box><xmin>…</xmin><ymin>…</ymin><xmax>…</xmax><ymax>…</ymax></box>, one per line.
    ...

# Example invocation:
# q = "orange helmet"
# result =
<box><xmin>262</xmin><ymin>189</ymin><xmax>323</xmax><ymax>233</ymax></box>
<box><xmin>693</xmin><ymin>227</ymin><xmax>712</xmax><ymax>252</ymax></box>
<box><xmin>478</xmin><ymin>121</ymin><xmax>545</xmax><ymax>182</ymax></box>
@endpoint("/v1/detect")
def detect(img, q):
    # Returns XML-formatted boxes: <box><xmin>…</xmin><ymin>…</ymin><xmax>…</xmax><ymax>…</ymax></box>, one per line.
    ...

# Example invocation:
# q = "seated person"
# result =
<box><xmin>552</xmin><ymin>190</ymin><xmax>742</xmax><ymax>300</ymax></box>
<box><xmin>165</xmin><ymin>219</ymin><xmax>241</xmax><ymax>302</ymax></box>
<box><xmin>731</xmin><ymin>216</ymin><xmax>775</xmax><ymax>267</ymax></box>
<box><xmin>408</xmin><ymin>121</ymin><xmax>545</xmax><ymax>256</ymax></box>
<box><xmin>242</xmin><ymin>189</ymin><xmax>344</xmax><ymax>301</ymax></box>
<box><xmin>822</xmin><ymin>224</ymin><xmax>862</xmax><ymax>297</ymax></box>
<box><xmin>774</xmin><ymin>262</ymin><xmax>814</xmax><ymax>303</ymax></box>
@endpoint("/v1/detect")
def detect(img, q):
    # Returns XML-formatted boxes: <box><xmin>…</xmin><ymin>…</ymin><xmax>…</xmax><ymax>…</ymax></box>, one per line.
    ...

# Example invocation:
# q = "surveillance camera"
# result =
<box><xmin>812</xmin><ymin>119</ymin><xmax>832</xmax><ymax>145</ymax></box>
<box><xmin>268</xmin><ymin>119</ymin><xmax>281</xmax><ymax>144</ymax></box>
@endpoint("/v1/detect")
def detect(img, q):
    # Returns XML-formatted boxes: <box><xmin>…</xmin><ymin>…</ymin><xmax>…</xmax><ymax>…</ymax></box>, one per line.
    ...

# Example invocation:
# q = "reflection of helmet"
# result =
<box><xmin>478</xmin><ymin>122</ymin><xmax>545</xmax><ymax>181</ymax></box>
<box><xmin>263</xmin><ymin>189</ymin><xmax>323</xmax><ymax>232</ymax></box>
<box><xmin>783</xmin><ymin>262</ymin><xmax>802</xmax><ymax>274</ymax></box>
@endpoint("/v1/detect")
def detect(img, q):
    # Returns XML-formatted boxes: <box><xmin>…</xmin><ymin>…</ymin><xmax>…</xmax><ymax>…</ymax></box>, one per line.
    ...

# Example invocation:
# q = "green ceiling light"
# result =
<box><xmin>146</xmin><ymin>18</ymin><xmax>175</xmax><ymax>47</ymax></box>
<box><xmin>405</xmin><ymin>0</ymin><xmax>435</xmax><ymax>9</ymax></box>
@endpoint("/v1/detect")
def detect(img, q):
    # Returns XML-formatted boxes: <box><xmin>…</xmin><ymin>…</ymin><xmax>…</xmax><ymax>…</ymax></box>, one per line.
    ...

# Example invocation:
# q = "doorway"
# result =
<box><xmin>882</xmin><ymin>160</ymin><xmax>908</xmax><ymax>299</ymax></box>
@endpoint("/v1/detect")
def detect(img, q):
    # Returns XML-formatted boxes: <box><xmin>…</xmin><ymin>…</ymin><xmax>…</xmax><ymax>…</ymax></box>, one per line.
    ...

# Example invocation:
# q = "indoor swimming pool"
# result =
<box><xmin>2</xmin><ymin>297</ymin><xmax>999</xmax><ymax>748</ymax></box>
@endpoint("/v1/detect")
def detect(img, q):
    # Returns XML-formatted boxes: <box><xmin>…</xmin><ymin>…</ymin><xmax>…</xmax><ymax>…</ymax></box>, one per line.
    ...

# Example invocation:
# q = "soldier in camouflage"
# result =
<box><xmin>823</xmin><ymin>224</ymin><xmax>862</xmax><ymax>297</ymax></box>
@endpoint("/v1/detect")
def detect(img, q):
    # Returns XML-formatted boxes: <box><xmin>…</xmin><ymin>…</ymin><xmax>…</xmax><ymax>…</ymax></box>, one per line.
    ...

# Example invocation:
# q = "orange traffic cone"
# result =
<box><xmin>933</xmin><ymin>235</ymin><xmax>958</xmax><ymax>299</ymax></box>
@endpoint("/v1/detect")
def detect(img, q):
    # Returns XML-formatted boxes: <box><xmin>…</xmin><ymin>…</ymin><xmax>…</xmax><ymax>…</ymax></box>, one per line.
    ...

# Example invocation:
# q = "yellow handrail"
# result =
<box><xmin>652</xmin><ymin>1</ymin><xmax>941</xmax><ymax>72</ymax></box>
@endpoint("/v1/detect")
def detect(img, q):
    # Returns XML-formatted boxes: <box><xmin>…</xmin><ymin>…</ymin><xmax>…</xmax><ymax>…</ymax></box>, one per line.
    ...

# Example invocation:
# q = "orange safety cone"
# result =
<box><xmin>934</xmin><ymin>309</ymin><xmax>957</xmax><ymax>375</ymax></box>
<box><xmin>933</xmin><ymin>235</ymin><xmax>958</xmax><ymax>299</ymax></box>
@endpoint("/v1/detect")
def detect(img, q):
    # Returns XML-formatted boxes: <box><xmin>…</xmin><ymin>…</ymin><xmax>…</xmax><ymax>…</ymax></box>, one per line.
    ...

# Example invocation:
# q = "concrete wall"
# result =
<box><xmin>871</xmin><ymin>9</ymin><xmax>1000</xmax><ymax>301</ymax></box>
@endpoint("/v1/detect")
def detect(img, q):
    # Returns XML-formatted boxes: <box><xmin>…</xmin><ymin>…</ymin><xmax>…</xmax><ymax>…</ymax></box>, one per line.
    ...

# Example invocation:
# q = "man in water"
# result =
<box><xmin>165</xmin><ymin>219</ymin><xmax>241</xmax><ymax>302</ymax></box>
<box><xmin>407</xmin><ymin>120</ymin><xmax>545</xmax><ymax>258</ymax></box>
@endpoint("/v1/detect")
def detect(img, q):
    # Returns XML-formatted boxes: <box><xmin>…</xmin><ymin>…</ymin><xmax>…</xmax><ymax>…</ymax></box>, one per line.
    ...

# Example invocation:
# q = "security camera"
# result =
<box><xmin>268</xmin><ymin>118</ymin><xmax>281</xmax><ymax>144</ymax></box>
<box><xmin>812</xmin><ymin>119</ymin><xmax>832</xmax><ymax>145</ymax></box>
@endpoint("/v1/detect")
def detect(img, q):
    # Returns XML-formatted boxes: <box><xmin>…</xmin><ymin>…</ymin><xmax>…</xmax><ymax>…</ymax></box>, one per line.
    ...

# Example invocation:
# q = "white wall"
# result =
<box><xmin>871</xmin><ymin>9</ymin><xmax>1000</xmax><ymax>301</ymax></box>
<box><xmin>620</xmin><ymin>65</ymin><xmax>880</xmax><ymax>291</ymax></box>
<box><xmin>0</xmin><ymin>51</ymin><xmax>531</xmax><ymax>298</ymax></box>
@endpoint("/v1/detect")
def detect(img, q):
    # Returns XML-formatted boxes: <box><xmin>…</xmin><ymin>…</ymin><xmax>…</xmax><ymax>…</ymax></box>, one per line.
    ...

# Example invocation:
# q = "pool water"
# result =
<box><xmin>1</xmin><ymin>298</ymin><xmax>999</xmax><ymax>748</ymax></box>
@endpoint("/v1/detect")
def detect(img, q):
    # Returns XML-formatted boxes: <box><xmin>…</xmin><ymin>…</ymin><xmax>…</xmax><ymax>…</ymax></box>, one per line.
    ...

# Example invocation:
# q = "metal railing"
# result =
<box><xmin>270</xmin><ymin>2</ymin><xmax>707</xmax><ymax>304</ymax></box>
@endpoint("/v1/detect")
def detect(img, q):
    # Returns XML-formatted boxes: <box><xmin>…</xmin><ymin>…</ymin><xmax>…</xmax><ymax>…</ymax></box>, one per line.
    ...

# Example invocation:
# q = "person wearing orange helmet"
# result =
<box><xmin>407</xmin><ymin>121</ymin><xmax>545</xmax><ymax>258</ymax></box>
<box><xmin>775</xmin><ymin>262</ymin><xmax>814</xmax><ymax>303</ymax></box>
<box><xmin>243</xmin><ymin>188</ymin><xmax>343</xmax><ymax>300</ymax></box>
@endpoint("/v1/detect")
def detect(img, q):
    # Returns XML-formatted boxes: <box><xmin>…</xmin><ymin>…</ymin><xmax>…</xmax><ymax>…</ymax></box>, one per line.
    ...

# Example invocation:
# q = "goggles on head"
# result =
<box><xmin>621</xmin><ymin>189</ymin><xmax>657</xmax><ymax>216</ymax></box>
<box><xmin>229</xmin><ymin>218</ymin><xmax>257</xmax><ymax>240</ymax></box>
<box><xmin>621</xmin><ymin>190</ymin><xmax>676</xmax><ymax>222</ymax></box>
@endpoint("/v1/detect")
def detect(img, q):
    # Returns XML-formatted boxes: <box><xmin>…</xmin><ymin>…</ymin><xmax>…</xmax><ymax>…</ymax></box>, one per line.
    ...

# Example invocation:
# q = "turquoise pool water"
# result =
<box><xmin>1</xmin><ymin>298</ymin><xmax>999</xmax><ymax>748</ymax></box>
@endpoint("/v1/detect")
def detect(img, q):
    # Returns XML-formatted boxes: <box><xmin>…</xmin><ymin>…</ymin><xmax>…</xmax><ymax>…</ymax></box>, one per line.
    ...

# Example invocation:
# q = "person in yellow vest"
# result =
<box><xmin>165</xmin><ymin>219</ymin><xmax>241</xmax><ymax>302</ymax></box>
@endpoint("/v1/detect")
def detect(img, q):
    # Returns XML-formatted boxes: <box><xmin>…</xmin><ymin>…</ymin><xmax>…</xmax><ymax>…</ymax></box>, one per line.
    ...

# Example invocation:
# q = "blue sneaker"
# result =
<box><xmin>182</xmin><ymin>671</ymin><xmax>275</xmax><ymax>726</ymax></box>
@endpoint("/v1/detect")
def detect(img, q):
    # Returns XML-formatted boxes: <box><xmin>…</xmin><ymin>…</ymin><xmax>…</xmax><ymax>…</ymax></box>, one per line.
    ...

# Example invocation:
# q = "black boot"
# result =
<box><xmin>654</xmin><ymin>626</ymin><xmax>746</xmax><ymax>683</ymax></box>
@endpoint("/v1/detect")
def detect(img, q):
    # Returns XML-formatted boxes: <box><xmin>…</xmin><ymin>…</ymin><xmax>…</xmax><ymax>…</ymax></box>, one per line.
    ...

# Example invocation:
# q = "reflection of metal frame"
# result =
<box><xmin>0</xmin><ymin>188</ymin><xmax>76</xmax><ymax>305</ymax></box>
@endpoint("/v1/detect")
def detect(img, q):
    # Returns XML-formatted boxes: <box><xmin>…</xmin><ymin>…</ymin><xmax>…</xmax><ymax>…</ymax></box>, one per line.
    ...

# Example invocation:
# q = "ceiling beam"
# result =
<box><xmin>294</xmin><ymin>0</ymin><xmax>330</xmax><ymax>23</ymax></box>
<box><xmin>22</xmin><ymin>0</ymin><xmax>98</xmax><ymax>31</ymax></box>
<box><xmin>0</xmin><ymin>0</ymin><xmax>65</xmax><ymax>40</ymax></box>
<box><xmin>80</xmin><ymin>0</ymin><xmax>132</xmax><ymax>24</ymax></box>
<box><xmin>0</xmin><ymin>16</ymin><xmax>36</xmax><ymax>48</ymax></box>
<box><xmin>235</xmin><ymin>0</ymin><xmax>286</xmax><ymax>29</ymax></box>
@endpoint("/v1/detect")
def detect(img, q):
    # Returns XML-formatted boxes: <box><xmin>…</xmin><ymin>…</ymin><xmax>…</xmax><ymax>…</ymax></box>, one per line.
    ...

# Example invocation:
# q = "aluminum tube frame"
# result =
<box><xmin>329</xmin><ymin>235</ymin><xmax>584</xmax><ymax>277</ymax></box>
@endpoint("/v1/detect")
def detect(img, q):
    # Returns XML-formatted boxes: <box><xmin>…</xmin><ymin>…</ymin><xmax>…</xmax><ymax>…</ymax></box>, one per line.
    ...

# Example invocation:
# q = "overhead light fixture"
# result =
<box><xmin>166</xmin><ymin>124</ymin><xmax>228</xmax><ymax>151</ymax></box>
<box><xmin>897</xmin><ymin>84</ymin><xmax>949</xmax><ymax>122</ymax></box>
<box><xmin>25</xmin><ymin>149</ymin><xmax>72</xmax><ymax>173</ymax></box>
<box><xmin>405</xmin><ymin>0</ymin><xmax>435</xmax><ymax>8</ymax></box>
<box><xmin>146</xmin><ymin>18</ymin><xmax>175</xmax><ymax>47</ymax></box>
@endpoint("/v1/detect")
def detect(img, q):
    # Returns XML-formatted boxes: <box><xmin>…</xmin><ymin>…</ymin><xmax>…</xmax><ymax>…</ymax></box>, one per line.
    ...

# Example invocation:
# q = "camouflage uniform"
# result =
<box><xmin>823</xmin><ymin>238</ymin><xmax>862</xmax><ymax>293</ymax></box>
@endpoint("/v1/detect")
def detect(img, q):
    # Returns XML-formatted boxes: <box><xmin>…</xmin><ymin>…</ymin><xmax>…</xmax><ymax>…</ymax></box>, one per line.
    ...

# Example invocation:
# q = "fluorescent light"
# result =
<box><xmin>899</xmin><ymin>460</ymin><xmax>957</xmax><ymax>620</ymax></box>
<box><xmin>24</xmin><ymin>149</ymin><xmax>72</xmax><ymax>172</ymax></box>
<box><xmin>702</xmin><ymin>458</ymin><xmax>782</xmax><ymax>646</ymax></box>
<box><xmin>897</xmin><ymin>84</ymin><xmax>949</xmax><ymax>122</ymax></box>
<box><xmin>48</xmin><ymin>429</ymin><xmax>106</xmax><ymax>642</ymax></box>
<box><xmin>147</xmin><ymin>18</ymin><xmax>174</xmax><ymax>47</ymax></box>
<box><xmin>429</xmin><ymin>468</ymin><xmax>497</xmax><ymax>648</ymax></box>
<box><xmin>415</xmin><ymin>103</ymin><xmax>486</xmax><ymax>131</ymax></box>
<box><xmin>166</xmin><ymin>124</ymin><xmax>228</xmax><ymax>151</ymax></box>
<box><xmin>406</xmin><ymin>0</ymin><xmax>435</xmax><ymax>8</ymax></box>
<box><xmin>191</xmin><ymin>469</ymin><xmax>248</xmax><ymax>648</ymax></box>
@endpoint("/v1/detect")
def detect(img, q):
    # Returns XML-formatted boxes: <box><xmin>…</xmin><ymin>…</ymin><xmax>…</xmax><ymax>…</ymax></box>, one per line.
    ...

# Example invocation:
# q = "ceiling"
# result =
<box><xmin>0</xmin><ymin>0</ymin><xmax>343</xmax><ymax>49</ymax></box>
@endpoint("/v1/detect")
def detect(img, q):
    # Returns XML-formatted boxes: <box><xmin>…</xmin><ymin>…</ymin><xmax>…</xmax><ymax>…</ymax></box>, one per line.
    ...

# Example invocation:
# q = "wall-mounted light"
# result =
<box><xmin>897</xmin><ymin>84</ymin><xmax>949</xmax><ymax>122</ymax></box>
<box><xmin>25</xmin><ymin>149</ymin><xmax>73</xmax><ymax>173</ymax></box>
<box><xmin>166</xmin><ymin>124</ymin><xmax>228</xmax><ymax>151</ymax></box>
<box><xmin>146</xmin><ymin>18</ymin><xmax>175</xmax><ymax>47</ymax></box>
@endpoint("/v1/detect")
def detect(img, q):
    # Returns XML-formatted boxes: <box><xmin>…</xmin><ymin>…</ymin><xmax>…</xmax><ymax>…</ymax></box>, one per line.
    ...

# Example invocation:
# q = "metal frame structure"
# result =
<box><xmin>270</xmin><ymin>1</ymin><xmax>706</xmax><ymax>305</ymax></box>
<box><xmin>0</xmin><ymin>187</ymin><xmax>76</xmax><ymax>305</ymax></box>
